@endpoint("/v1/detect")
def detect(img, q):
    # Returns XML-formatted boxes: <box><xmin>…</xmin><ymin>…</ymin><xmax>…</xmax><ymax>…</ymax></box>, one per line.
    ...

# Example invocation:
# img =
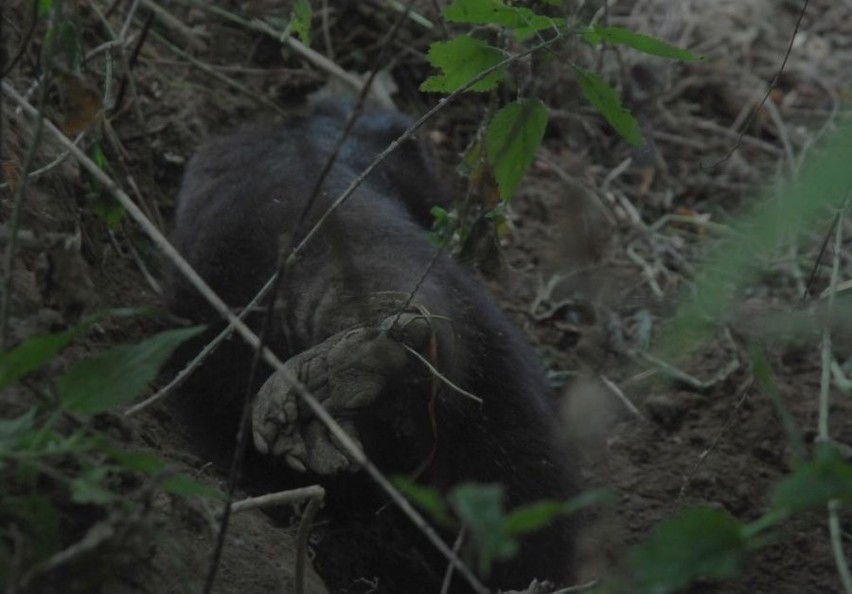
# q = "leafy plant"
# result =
<box><xmin>622</xmin><ymin>443</ymin><xmax>852</xmax><ymax>594</ymax></box>
<box><xmin>419</xmin><ymin>0</ymin><xmax>695</xmax><ymax>259</ymax></box>
<box><xmin>0</xmin><ymin>321</ymin><xmax>224</xmax><ymax>589</ymax></box>
<box><xmin>395</xmin><ymin>478</ymin><xmax>612</xmax><ymax>576</ymax></box>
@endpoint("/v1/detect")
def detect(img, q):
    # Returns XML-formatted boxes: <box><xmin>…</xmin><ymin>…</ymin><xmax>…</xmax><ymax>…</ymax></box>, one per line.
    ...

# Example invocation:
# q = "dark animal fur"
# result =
<box><xmin>164</xmin><ymin>99</ymin><xmax>580</xmax><ymax>592</ymax></box>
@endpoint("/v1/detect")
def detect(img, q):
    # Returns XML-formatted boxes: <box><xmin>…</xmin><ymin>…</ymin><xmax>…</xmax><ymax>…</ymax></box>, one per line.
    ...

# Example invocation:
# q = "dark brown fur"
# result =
<box><xmin>164</xmin><ymin>99</ymin><xmax>580</xmax><ymax>592</ymax></box>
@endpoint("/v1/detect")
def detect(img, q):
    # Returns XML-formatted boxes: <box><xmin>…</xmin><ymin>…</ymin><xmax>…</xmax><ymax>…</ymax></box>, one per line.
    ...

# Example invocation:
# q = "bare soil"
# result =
<box><xmin>1</xmin><ymin>1</ymin><xmax>850</xmax><ymax>593</ymax></box>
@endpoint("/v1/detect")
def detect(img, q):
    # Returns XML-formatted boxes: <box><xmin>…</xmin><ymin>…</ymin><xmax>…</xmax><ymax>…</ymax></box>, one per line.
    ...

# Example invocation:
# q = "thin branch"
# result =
<box><xmin>819</xmin><ymin>195</ymin><xmax>852</xmax><ymax>593</ymax></box>
<box><xmin>704</xmin><ymin>0</ymin><xmax>810</xmax><ymax>169</ymax></box>
<box><xmin>1</xmin><ymin>80</ymin><xmax>488</xmax><ymax>594</ymax></box>
<box><xmin>229</xmin><ymin>486</ymin><xmax>325</xmax><ymax>514</ymax></box>
<box><xmin>401</xmin><ymin>343</ymin><xmax>482</xmax><ymax>404</ymax></box>
<box><xmin>295</xmin><ymin>492</ymin><xmax>323</xmax><ymax>594</ymax></box>
<box><xmin>287</xmin><ymin>31</ymin><xmax>568</xmax><ymax>266</ymax></box>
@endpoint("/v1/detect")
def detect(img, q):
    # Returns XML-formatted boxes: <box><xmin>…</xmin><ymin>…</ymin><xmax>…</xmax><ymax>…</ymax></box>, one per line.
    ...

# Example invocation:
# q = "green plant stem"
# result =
<box><xmin>829</xmin><ymin>498</ymin><xmax>852</xmax><ymax>593</ymax></box>
<box><xmin>820</xmin><ymin>196</ymin><xmax>852</xmax><ymax>593</ymax></box>
<box><xmin>1</xmin><ymin>79</ymin><xmax>490</xmax><ymax>594</ymax></box>
<box><xmin>287</xmin><ymin>30</ymin><xmax>569</xmax><ymax>266</ymax></box>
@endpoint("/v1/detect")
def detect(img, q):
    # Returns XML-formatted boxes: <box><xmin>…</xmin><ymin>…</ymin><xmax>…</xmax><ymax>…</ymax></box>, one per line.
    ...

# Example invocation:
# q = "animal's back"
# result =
<box><xmin>164</xmin><ymin>99</ymin><xmax>581</xmax><ymax>592</ymax></box>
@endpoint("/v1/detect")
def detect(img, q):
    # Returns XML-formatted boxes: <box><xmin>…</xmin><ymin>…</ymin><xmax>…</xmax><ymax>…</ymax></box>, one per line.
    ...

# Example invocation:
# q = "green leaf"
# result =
<box><xmin>393</xmin><ymin>477</ymin><xmax>454</xmax><ymax>527</ymax></box>
<box><xmin>106</xmin><ymin>448</ymin><xmax>167</xmax><ymax>474</ymax></box>
<box><xmin>4</xmin><ymin>496</ymin><xmax>61</xmax><ymax>561</ymax></box>
<box><xmin>505</xmin><ymin>489</ymin><xmax>615</xmax><ymax>535</ymax></box>
<box><xmin>0</xmin><ymin>327</ymin><xmax>79</xmax><ymax>390</ymax></box>
<box><xmin>485</xmin><ymin>98</ymin><xmax>548</xmax><ymax>200</ymax></box>
<box><xmin>106</xmin><ymin>447</ymin><xmax>225</xmax><ymax>501</ymax></box>
<box><xmin>0</xmin><ymin>308</ymin><xmax>143</xmax><ymax>391</ymax></box>
<box><xmin>450</xmin><ymin>483</ymin><xmax>516</xmax><ymax>575</ymax></box>
<box><xmin>421</xmin><ymin>36</ymin><xmax>506</xmax><ymax>93</ymax></box>
<box><xmin>159</xmin><ymin>474</ymin><xmax>227</xmax><ymax>501</ymax></box>
<box><xmin>70</xmin><ymin>467</ymin><xmax>118</xmax><ymax>504</ymax></box>
<box><xmin>290</xmin><ymin>0</ymin><xmax>312</xmax><ymax>45</ymax></box>
<box><xmin>57</xmin><ymin>326</ymin><xmax>204</xmax><ymax>415</ymax></box>
<box><xmin>444</xmin><ymin>0</ymin><xmax>563</xmax><ymax>41</ymax></box>
<box><xmin>88</xmin><ymin>145</ymin><xmax>125</xmax><ymax>229</ymax></box>
<box><xmin>582</xmin><ymin>26</ymin><xmax>697</xmax><ymax>62</ymax></box>
<box><xmin>630</xmin><ymin>508</ymin><xmax>750</xmax><ymax>593</ymax></box>
<box><xmin>771</xmin><ymin>444</ymin><xmax>852</xmax><ymax>515</ymax></box>
<box><xmin>0</xmin><ymin>409</ymin><xmax>36</xmax><ymax>447</ymax></box>
<box><xmin>506</xmin><ymin>489</ymin><xmax>615</xmax><ymax>535</ymax></box>
<box><xmin>504</xmin><ymin>500</ymin><xmax>563</xmax><ymax>534</ymax></box>
<box><xmin>38</xmin><ymin>0</ymin><xmax>54</xmax><ymax>17</ymax></box>
<box><xmin>42</xmin><ymin>22</ymin><xmax>84</xmax><ymax>73</ymax></box>
<box><xmin>575</xmin><ymin>68</ymin><xmax>644</xmax><ymax>145</ymax></box>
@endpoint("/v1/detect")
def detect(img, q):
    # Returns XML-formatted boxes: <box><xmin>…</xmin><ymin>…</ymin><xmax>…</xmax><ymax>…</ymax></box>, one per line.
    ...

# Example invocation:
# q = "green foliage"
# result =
<box><xmin>443</xmin><ymin>0</ymin><xmax>564</xmax><ymax>41</ymax></box>
<box><xmin>450</xmin><ymin>484</ymin><xmax>518</xmax><ymax>574</ymax></box>
<box><xmin>4</xmin><ymin>495</ymin><xmax>61</xmax><ymax>561</ymax></box>
<box><xmin>771</xmin><ymin>444</ymin><xmax>852</xmax><ymax>515</ymax></box>
<box><xmin>41</xmin><ymin>20</ymin><xmax>84</xmax><ymax>74</ymax></box>
<box><xmin>394</xmin><ymin>476</ymin><xmax>454</xmax><ymax>527</ymax></box>
<box><xmin>0</xmin><ymin>327</ymin><xmax>80</xmax><ymax>390</ymax></box>
<box><xmin>0</xmin><ymin>322</ymin><xmax>223</xmax><ymax>586</ymax></box>
<box><xmin>575</xmin><ymin>68</ymin><xmax>643</xmax><ymax>146</ymax></box>
<box><xmin>420</xmin><ymin>36</ymin><xmax>506</xmax><ymax>93</ymax></box>
<box><xmin>290</xmin><ymin>0</ymin><xmax>312</xmax><ymax>45</ymax></box>
<box><xmin>658</xmin><ymin>119</ymin><xmax>852</xmax><ymax>360</ymax></box>
<box><xmin>38</xmin><ymin>0</ymin><xmax>55</xmax><ymax>17</ymax></box>
<box><xmin>629</xmin><ymin>508</ymin><xmax>751</xmax><ymax>593</ymax></box>
<box><xmin>57</xmin><ymin>326</ymin><xmax>204</xmax><ymax>415</ymax></box>
<box><xmin>398</xmin><ymin>479</ymin><xmax>609</xmax><ymax>576</ymax></box>
<box><xmin>582</xmin><ymin>26</ymin><xmax>698</xmax><ymax>61</ymax></box>
<box><xmin>88</xmin><ymin>144</ymin><xmax>126</xmax><ymax>229</ymax></box>
<box><xmin>421</xmin><ymin>0</ymin><xmax>694</xmax><ymax>256</ymax></box>
<box><xmin>485</xmin><ymin>98</ymin><xmax>548</xmax><ymax>200</ymax></box>
<box><xmin>0</xmin><ymin>309</ymin><xmax>151</xmax><ymax>392</ymax></box>
<box><xmin>618</xmin><ymin>442</ymin><xmax>852</xmax><ymax>593</ymax></box>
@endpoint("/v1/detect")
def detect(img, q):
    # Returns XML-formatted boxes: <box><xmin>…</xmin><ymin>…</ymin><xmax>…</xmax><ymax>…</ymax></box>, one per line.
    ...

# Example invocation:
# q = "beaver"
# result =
<box><xmin>164</xmin><ymin>98</ymin><xmax>581</xmax><ymax>593</ymax></box>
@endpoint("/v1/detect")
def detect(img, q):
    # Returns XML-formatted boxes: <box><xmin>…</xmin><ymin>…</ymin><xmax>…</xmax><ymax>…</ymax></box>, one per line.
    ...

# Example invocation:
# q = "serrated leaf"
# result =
<box><xmin>70</xmin><ymin>467</ymin><xmax>117</xmax><ymax>504</ymax></box>
<box><xmin>575</xmin><ymin>68</ymin><xmax>643</xmax><ymax>145</ymax></box>
<box><xmin>291</xmin><ymin>0</ymin><xmax>312</xmax><ymax>45</ymax></box>
<box><xmin>159</xmin><ymin>474</ymin><xmax>227</xmax><ymax>501</ymax></box>
<box><xmin>444</xmin><ymin>0</ymin><xmax>563</xmax><ymax>41</ymax></box>
<box><xmin>421</xmin><ymin>36</ymin><xmax>506</xmax><ymax>93</ymax></box>
<box><xmin>393</xmin><ymin>477</ymin><xmax>453</xmax><ymax>527</ymax></box>
<box><xmin>630</xmin><ymin>508</ymin><xmax>749</xmax><ymax>593</ymax></box>
<box><xmin>0</xmin><ymin>328</ymin><xmax>79</xmax><ymax>390</ymax></box>
<box><xmin>771</xmin><ymin>444</ymin><xmax>852</xmax><ymax>515</ymax></box>
<box><xmin>485</xmin><ymin>98</ymin><xmax>548</xmax><ymax>200</ymax></box>
<box><xmin>450</xmin><ymin>483</ymin><xmax>516</xmax><ymax>575</ymax></box>
<box><xmin>57</xmin><ymin>326</ymin><xmax>204</xmax><ymax>415</ymax></box>
<box><xmin>583</xmin><ymin>26</ymin><xmax>697</xmax><ymax>62</ymax></box>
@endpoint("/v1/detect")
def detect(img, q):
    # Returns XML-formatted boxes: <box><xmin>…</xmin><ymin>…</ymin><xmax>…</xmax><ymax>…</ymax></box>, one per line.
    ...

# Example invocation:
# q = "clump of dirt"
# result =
<box><xmin>1</xmin><ymin>0</ymin><xmax>850</xmax><ymax>593</ymax></box>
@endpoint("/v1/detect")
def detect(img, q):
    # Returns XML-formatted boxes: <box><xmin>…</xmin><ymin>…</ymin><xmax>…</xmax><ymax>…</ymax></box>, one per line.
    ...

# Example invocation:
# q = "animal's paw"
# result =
<box><xmin>252</xmin><ymin>311</ymin><xmax>430</xmax><ymax>474</ymax></box>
